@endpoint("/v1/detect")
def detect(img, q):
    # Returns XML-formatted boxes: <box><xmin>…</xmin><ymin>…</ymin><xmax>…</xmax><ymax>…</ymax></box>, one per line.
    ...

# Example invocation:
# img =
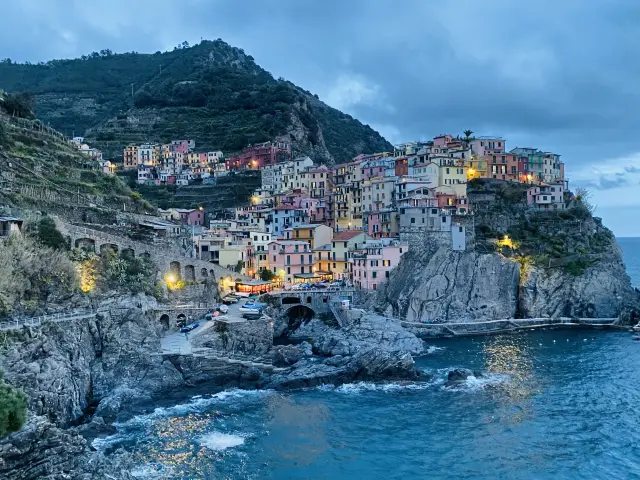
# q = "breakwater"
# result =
<box><xmin>401</xmin><ymin>317</ymin><xmax>621</xmax><ymax>338</ymax></box>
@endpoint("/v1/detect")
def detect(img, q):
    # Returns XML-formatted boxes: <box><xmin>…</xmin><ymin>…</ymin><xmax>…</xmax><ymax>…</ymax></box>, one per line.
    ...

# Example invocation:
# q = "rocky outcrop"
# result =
<box><xmin>314</xmin><ymin>314</ymin><xmax>425</xmax><ymax>356</ymax></box>
<box><xmin>266</xmin><ymin>348</ymin><xmax>420</xmax><ymax>390</ymax></box>
<box><xmin>0</xmin><ymin>416</ymin><xmax>134</xmax><ymax>480</ymax></box>
<box><xmin>519</xmin><ymin>248</ymin><xmax>638</xmax><ymax>318</ymax></box>
<box><xmin>379</xmin><ymin>249</ymin><xmax>520</xmax><ymax>323</ymax></box>
<box><xmin>378</xmin><ymin>237</ymin><xmax>640</xmax><ymax>323</ymax></box>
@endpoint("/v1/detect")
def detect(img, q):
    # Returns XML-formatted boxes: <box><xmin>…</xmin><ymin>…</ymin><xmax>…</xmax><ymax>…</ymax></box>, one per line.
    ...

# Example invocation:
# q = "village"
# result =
<box><xmin>65</xmin><ymin>132</ymin><xmax>564</xmax><ymax>295</ymax></box>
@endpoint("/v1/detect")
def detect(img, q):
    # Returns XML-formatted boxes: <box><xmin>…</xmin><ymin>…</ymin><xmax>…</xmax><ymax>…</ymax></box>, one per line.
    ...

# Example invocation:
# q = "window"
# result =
<box><xmin>372</xmin><ymin>271</ymin><xmax>377</xmax><ymax>279</ymax></box>
<box><xmin>411</xmin><ymin>217</ymin><xmax>416</xmax><ymax>224</ymax></box>
<box><xmin>459</xmin><ymin>226</ymin><xmax>463</xmax><ymax>232</ymax></box>
<box><xmin>300</xmin><ymin>255</ymin><xmax>304</xmax><ymax>264</ymax></box>
<box><xmin>309</xmin><ymin>254</ymin><xmax>313</xmax><ymax>263</ymax></box>
<box><xmin>400</xmin><ymin>248</ymin><xmax>403</xmax><ymax>253</ymax></box>
<box><xmin>287</xmin><ymin>267</ymin><xmax>291</xmax><ymax>274</ymax></box>
<box><xmin>446</xmin><ymin>168</ymin><xmax>450</xmax><ymax>174</ymax></box>
<box><xmin>432</xmin><ymin>209</ymin><xmax>438</xmax><ymax>214</ymax></box>
<box><xmin>333</xmin><ymin>262</ymin><xmax>337</xmax><ymax>268</ymax></box>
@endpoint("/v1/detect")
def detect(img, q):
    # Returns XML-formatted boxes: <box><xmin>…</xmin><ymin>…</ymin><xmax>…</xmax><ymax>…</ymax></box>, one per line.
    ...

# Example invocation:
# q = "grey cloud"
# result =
<box><xmin>3</xmin><ymin>0</ymin><xmax>640</xmax><ymax>231</ymax></box>
<box><xmin>580</xmin><ymin>176</ymin><xmax>630</xmax><ymax>190</ymax></box>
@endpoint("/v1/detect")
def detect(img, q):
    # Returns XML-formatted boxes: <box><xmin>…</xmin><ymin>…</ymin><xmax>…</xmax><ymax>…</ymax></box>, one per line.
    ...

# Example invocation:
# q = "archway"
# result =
<box><xmin>99</xmin><ymin>243</ymin><xmax>119</xmax><ymax>255</ymax></box>
<box><xmin>159</xmin><ymin>314</ymin><xmax>170</xmax><ymax>330</ymax></box>
<box><xmin>184</xmin><ymin>265</ymin><xmax>196</xmax><ymax>282</ymax></box>
<box><xmin>121</xmin><ymin>248</ymin><xmax>135</xmax><ymax>259</ymax></box>
<box><xmin>176</xmin><ymin>313</ymin><xmax>187</xmax><ymax>327</ymax></box>
<box><xmin>200</xmin><ymin>268</ymin><xmax>209</xmax><ymax>278</ymax></box>
<box><xmin>75</xmin><ymin>238</ymin><xmax>96</xmax><ymax>252</ymax></box>
<box><xmin>169</xmin><ymin>261</ymin><xmax>181</xmax><ymax>279</ymax></box>
<box><xmin>284</xmin><ymin>305</ymin><xmax>316</xmax><ymax>334</ymax></box>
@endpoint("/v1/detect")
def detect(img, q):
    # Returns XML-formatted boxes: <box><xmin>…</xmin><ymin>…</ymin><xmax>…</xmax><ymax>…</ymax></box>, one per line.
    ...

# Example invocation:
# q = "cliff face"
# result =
<box><xmin>378</xmin><ymin>236</ymin><xmax>639</xmax><ymax>324</ymax></box>
<box><xmin>379</xmin><ymin>248</ymin><xmax>520</xmax><ymax>323</ymax></box>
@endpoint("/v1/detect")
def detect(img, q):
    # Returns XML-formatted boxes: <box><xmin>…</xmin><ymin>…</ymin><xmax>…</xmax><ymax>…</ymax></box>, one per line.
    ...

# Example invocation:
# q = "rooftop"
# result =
<box><xmin>269</xmin><ymin>240</ymin><xmax>310</xmax><ymax>246</ymax></box>
<box><xmin>333</xmin><ymin>230</ymin><xmax>363</xmax><ymax>241</ymax></box>
<box><xmin>314</xmin><ymin>243</ymin><xmax>332</xmax><ymax>251</ymax></box>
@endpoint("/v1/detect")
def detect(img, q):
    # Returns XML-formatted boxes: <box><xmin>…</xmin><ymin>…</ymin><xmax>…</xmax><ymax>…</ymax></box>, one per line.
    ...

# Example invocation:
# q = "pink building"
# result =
<box><xmin>470</xmin><ymin>136</ymin><xmax>505</xmax><ymax>157</ymax></box>
<box><xmin>171</xmin><ymin>140</ymin><xmax>189</xmax><ymax>155</ymax></box>
<box><xmin>526</xmin><ymin>183</ymin><xmax>565</xmax><ymax>210</ymax></box>
<box><xmin>176</xmin><ymin>208</ymin><xmax>204</xmax><ymax>226</ymax></box>
<box><xmin>350</xmin><ymin>239</ymin><xmax>409</xmax><ymax>290</ymax></box>
<box><xmin>268</xmin><ymin>240</ymin><xmax>314</xmax><ymax>284</ymax></box>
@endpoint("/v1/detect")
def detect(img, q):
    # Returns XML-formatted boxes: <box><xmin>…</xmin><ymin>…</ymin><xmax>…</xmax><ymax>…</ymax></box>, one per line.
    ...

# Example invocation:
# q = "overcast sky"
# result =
<box><xmin>3</xmin><ymin>0</ymin><xmax>640</xmax><ymax>235</ymax></box>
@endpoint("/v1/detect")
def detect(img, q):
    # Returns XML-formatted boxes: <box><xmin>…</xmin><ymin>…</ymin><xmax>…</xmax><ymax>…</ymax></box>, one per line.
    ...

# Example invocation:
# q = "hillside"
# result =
<box><xmin>0</xmin><ymin>93</ymin><xmax>153</xmax><ymax>220</ymax></box>
<box><xmin>0</xmin><ymin>40</ymin><xmax>393</xmax><ymax>163</ymax></box>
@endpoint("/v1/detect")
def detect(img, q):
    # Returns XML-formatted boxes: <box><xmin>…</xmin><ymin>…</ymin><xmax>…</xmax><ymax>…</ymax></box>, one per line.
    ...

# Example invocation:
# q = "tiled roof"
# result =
<box><xmin>333</xmin><ymin>230</ymin><xmax>363</xmax><ymax>241</ymax></box>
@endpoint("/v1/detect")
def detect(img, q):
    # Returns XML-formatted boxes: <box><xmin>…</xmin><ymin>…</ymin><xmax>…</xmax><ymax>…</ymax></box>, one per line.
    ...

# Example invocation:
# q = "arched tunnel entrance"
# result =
<box><xmin>284</xmin><ymin>305</ymin><xmax>316</xmax><ymax>334</ymax></box>
<box><xmin>159</xmin><ymin>314</ymin><xmax>170</xmax><ymax>330</ymax></box>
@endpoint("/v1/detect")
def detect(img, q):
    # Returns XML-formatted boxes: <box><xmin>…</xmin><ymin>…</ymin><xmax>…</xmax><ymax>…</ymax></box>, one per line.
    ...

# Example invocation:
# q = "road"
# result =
<box><xmin>160</xmin><ymin>298</ymin><xmax>255</xmax><ymax>355</ymax></box>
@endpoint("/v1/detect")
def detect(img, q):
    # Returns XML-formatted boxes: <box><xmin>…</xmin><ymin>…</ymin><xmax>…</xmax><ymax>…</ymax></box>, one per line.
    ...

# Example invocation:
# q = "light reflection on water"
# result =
<box><xmin>101</xmin><ymin>330</ymin><xmax>640</xmax><ymax>480</ymax></box>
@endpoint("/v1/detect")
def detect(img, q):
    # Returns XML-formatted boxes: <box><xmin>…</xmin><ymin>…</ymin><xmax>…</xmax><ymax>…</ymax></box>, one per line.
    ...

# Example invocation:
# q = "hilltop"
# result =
<box><xmin>0</xmin><ymin>40</ymin><xmax>393</xmax><ymax>163</ymax></box>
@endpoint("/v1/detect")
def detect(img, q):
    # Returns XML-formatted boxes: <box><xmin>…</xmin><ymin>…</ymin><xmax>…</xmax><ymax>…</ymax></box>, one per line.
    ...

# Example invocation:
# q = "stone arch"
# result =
<box><xmin>159</xmin><ymin>314</ymin><xmax>170</xmax><ymax>329</ymax></box>
<box><xmin>74</xmin><ymin>237</ymin><xmax>96</xmax><ymax>252</ymax></box>
<box><xmin>306</xmin><ymin>296</ymin><xmax>312</xmax><ymax>304</ymax></box>
<box><xmin>284</xmin><ymin>305</ymin><xmax>316</xmax><ymax>333</ymax></box>
<box><xmin>281</xmin><ymin>296</ymin><xmax>301</xmax><ymax>305</ymax></box>
<box><xmin>200</xmin><ymin>268</ymin><xmax>209</xmax><ymax>277</ymax></box>
<box><xmin>176</xmin><ymin>313</ymin><xmax>187</xmax><ymax>326</ymax></box>
<box><xmin>99</xmin><ymin>243</ymin><xmax>119</xmax><ymax>255</ymax></box>
<box><xmin>121</xmin><ymin>248</ymin><xmax>135</xmax><ymax>259</ymax></box>
<box><xmin>209</xmin><ymin>269</ymin><xmax>215</xmax><ymax>279</ymax></box>
<box><xmin>184</xmin><ymin>265</ymin><xmax>196</xmax><ymax>282</ymax></box>
<box><xmin>169</xmin><ymin>261</ymin><xmax>181</xmax><ymax>279</ymax></box>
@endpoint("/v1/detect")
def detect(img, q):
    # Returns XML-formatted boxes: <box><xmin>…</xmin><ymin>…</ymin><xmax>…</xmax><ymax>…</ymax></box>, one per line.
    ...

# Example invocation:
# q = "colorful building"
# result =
<box><xmin>350</xmin><ymin>239</ymin><xmax>409</xmax><ymax>290</ymax></box>
<box><xmin>268</xmin><ymin>240</ymin><xmax>314</xmax><ymax>284</ymax></box>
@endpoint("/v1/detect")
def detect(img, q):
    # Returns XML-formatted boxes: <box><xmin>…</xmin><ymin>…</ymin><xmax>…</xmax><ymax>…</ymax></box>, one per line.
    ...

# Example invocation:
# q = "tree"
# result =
<box><xmin>259</xmin><ymin>269</ymin><xmax>275</xmax><ymax>281</ymax></box>
<box><xmin>0</xmin><ymin>371</ymin><xmax>27</xmax><ymax>437</ymax></box>
<box><xmin>463</xmin><ymin>130</ymin><xmax>474</xmax><ymax>141</ymax></box>
<box><xmin>36</xmin><ymin>217</ymin><xmax>67</xmax><ymax>250</ymax></box>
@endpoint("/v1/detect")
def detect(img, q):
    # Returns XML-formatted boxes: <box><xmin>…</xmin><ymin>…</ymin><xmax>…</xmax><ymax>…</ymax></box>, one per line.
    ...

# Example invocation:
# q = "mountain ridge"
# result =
<box><xmin>0</xmin><ymin>39</ymin><xmax>393</xmax><ymax>163</ymax></box>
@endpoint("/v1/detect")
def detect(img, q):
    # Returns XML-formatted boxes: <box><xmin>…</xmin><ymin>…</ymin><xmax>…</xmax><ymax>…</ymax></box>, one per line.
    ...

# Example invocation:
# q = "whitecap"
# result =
<box><xmin>442</xmin><ymin>372</ymin><xmax>511</xmax><ymax>392</ymax></box>
<box><xmin>115</xmin><ymin>389</ymin><xmax>274</xmax><ymax>427</ymax></box>
<box><xmin>330</xmin><ymin>381</ymin><xmax>433</xmax><ymax>394</ymax></box>
<box><xmin>130</xmin><ymin>463</ymin><xmax>174</xmax><ymax>479</ymax></box>
<box><xmin>425</xmin><ymin>345</ymin><xmax>444</xmax><ymax>354</ymax></box>
<box><xmin>198</xmin><ymin>432</ymin><xmax>245</xmax><ymax>451</ymax></box>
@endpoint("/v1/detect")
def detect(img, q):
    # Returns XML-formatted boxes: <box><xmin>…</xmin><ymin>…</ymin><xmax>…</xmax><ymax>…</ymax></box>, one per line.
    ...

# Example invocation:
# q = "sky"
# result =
<box><xmin>2</xmin><ymin>0</ymin><xmax>640</xmax><ymax>235</ymax></box>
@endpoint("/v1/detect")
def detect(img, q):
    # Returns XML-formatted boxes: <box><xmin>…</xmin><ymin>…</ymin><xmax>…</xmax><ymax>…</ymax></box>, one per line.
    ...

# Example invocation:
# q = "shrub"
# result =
<box><xmin>36</xmin><ymin>216</ymin><xmax>67</xmax><ymax>250</ymax></box>
<box><xmin>0</xmin><ymin>371</ymin><xmax>27</xmax><ymax>437</ymax></box>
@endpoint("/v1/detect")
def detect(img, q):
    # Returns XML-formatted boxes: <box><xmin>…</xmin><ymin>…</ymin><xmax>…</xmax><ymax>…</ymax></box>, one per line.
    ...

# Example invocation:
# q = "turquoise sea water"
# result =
<box><xmin>98</xmin><ymin>240</ymin><xmax>640</xmax><ymax>479</ymax></box>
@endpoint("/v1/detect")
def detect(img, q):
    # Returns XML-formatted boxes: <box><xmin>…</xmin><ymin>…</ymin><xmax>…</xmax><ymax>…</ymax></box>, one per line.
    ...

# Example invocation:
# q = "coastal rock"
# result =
<box><xmin>0</xmin><ymin>416</ymin><xmax>135</xmax><ymax>480</ymax></box>
<box><xmin>313</xmin><ymin>315</ymin><xmax>425</xmax><ymax>356</ymax></box>
<box><xmin>266</xmin><ymin>347</ymin><xmax>420</xmax><ymax>390</ymax></box>
<box><xmin>519</xmin><ymin>250</ymin><xmax>639</xmax><ymax>318</ymax></box>
<box><xmin>272</xmin><ymin>345</ymin><xmax>304</xmax><ymax>367</ymax></box>
<box><xmin>191</xmin><ymin>317</ymin><xmax>273</xmax><ymax>355</ymax></box>
<box><xmin>379</xmin><ymin>249</ymin><xmax>520</xmax><ymax>323</ymax></box>
<box><xmin>445</xmin><ymin>368</ymin><xmax>475</xmax><ymax>386</ymax></box>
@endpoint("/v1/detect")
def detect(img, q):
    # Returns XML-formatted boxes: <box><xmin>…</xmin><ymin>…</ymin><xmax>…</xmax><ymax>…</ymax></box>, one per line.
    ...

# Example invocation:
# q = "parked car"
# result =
<box><xmin>314</xmin><ymin>282</ymin><xmax>329</xmax><ymax>289</ymax></box>
<box><xmin>239</xmin><ymin>304</ymin><xmax>263</xmax><ymax>314</ymax></box>
<box><xmin>222</xmin><ymin>295</ymin><xmax>239</xmax><ymax>304</ymax></box>
<box><xmin>331</xmin><ymin>281</ymin><xmax>347</xmax><ymax>288</ymax></box>
<box><xmin>217</xmin><ymin>304</ymin><xmax>229</xmax><ymax>314</ymax></box>
<box><xmin>242</xmin><ymin>311</ymin><xmax>262</xmax><ymax>320</ymax></box>
<box><xmin>180</xmin><ymin>322</ymin><xmax>199</xmax><ymax>333</ymax></box>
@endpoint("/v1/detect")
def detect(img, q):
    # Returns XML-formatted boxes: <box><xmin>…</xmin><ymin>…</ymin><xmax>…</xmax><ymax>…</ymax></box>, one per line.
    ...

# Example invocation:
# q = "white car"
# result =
<box><xmin>217</xmin><ymin>304</ymin><xmax>229</xmax><ymax>314</ymax></box>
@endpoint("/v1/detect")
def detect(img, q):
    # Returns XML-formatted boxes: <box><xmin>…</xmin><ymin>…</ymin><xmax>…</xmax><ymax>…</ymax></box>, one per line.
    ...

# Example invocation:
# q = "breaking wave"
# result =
<box><xmin>198</xmin><ymin>432</ymin><xmax>245</xmax><ymax>451</ymax></box>
<box><xmin>114</xmin><ymin>389</ymin><xmax>274</xmax><ymax>428</ymax></box>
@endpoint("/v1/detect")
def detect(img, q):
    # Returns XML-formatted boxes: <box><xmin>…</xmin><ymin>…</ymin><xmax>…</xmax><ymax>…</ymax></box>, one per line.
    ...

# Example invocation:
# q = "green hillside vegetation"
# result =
<box><xmin>0</xmin><ymin>40</ymin><xmax>393</xmax><ymax>163</ymax></box>
<box><xmin>0</xmin><ymin>93</ymin><xmax>154</xmax><ymax>215</ymax></box>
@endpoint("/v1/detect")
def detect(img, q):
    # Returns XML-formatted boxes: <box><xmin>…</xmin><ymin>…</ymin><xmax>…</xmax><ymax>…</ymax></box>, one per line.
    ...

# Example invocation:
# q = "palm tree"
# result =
<box><xmin>463</xmin><ymin>130</ymin><xmax>474</xmax><ymax>141</ymax></box>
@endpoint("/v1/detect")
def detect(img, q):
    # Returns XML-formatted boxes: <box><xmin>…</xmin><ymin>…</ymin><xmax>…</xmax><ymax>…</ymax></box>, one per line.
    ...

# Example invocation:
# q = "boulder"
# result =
<box><xmin>272</xmin><ymin>345</ymin><xmax>304</xmax><ymax>367</ymax></box>
<box><xmin>445</xmin><ymin>368</ymin><xmax>475</xmax><ymax>387</ymax></box>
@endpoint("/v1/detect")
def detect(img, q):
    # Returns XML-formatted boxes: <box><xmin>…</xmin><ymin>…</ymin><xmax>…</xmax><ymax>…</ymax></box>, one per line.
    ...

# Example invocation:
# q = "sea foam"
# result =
<box><xmin>198</xmin><ymin>432</ymin><xmax>245</xmax><ymax>451</ymax></box>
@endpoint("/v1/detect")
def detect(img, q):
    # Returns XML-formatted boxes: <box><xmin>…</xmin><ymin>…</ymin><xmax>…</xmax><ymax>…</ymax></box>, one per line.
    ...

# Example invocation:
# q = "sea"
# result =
<box><xmin>95</xmin><ymin>238</ymin><xmax>640</xmax><ymax>479</ymax></box>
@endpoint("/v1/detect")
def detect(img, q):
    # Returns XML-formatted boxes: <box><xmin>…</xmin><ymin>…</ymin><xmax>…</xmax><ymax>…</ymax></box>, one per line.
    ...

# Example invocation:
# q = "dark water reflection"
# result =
<box><xmin>103</xmin><ymin>329</ymin><xmax>640</xmax><ymax>479</ymax></box>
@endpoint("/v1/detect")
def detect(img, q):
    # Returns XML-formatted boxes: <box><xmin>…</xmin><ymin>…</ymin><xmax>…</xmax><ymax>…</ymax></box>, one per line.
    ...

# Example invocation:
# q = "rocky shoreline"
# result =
<box><xmin>0</xmin><ymin>296</ymin><xmax>430</xmax><ymax>479</ymax></box>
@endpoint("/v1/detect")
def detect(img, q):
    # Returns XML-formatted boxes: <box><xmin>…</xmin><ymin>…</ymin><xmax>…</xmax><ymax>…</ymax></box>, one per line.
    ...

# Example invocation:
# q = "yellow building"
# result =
<box><xmin>436</xmin><ymin>158</ymin><xmax>468</xmax><ymax>196</ymax></box>
<box><xmin>283</xmin><ymin>224</ymin><xmax>332</xmax><ymax>250</ymax></box>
